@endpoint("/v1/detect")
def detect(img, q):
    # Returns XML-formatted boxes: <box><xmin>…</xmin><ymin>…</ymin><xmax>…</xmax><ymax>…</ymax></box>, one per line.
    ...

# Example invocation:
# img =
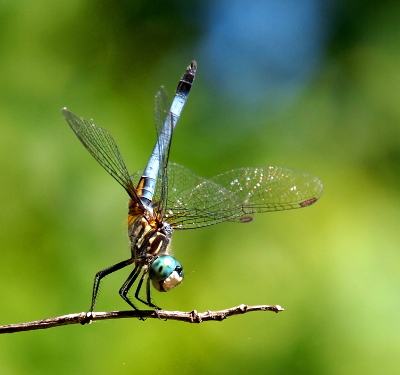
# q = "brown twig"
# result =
<box><xmin>0</xmin><ymin>304</ymin><xmax>284</xmax><ymax>334</ymax></box>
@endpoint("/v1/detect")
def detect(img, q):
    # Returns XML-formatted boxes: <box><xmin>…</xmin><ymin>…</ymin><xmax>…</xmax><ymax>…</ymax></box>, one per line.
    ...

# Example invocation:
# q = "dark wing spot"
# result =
<box><xmin>239</xmin><ymin>217</ymin><xmax>253</xmax><ymax>223</ymax></box>
<box><xmin>300</xmin><ymin>198</ymin><xmax>318</xmax><ymax>207</ymax></box>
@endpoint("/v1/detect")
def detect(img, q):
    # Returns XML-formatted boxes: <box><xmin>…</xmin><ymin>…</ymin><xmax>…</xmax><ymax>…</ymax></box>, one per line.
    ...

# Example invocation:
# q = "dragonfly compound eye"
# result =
<box><xmin>149</xmin><ymin>255</ymin><xmax>183</xmax><ymax>292</ymax></box>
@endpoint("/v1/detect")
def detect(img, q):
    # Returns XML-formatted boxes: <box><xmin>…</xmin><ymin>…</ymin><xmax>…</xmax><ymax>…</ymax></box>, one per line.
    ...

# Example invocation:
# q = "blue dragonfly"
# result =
<box><xmin>62</xmin><ymin>61</ymin><xmax>323</xmax><ymax>314</ymax></box>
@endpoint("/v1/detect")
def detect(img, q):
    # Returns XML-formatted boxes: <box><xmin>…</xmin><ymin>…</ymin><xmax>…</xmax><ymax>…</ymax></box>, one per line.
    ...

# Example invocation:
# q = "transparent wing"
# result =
<box><xmin>132</xmin><ymin>163</ymin><xmax>323</xmax><ymax>229</ymax></box>
<box><xmin>210</xmin><ymin>166</ymin><xmax>323</xmax><ymax>222</ymax></box>
<box><xmin>154</xmin><ymin>87</ymin><xmax>170</xmax><ymax>134</ymax></box>
<box><xmin>154</xmin><ymin>87</ymin><xmax>172</xmax><ymax>217</ymax></box>
<box><xmin>62</xmin><ymin>108</ymin><xmax>139</xmax><ymax>201</ymax></box>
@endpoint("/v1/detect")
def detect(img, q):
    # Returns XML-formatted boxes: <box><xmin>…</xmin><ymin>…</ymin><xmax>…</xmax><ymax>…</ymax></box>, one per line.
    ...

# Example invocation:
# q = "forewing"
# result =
<box><xmin>154</xmin><ymin>87</ymin><xmax>172</xmax><ymax>216</ymax></box>
<box><xmin>132</xmin><ymin>163</ymin><xmax>323</xmax><ymax>229</ymax></box>
<box><xmin>154</xmin><ymin>86</ymin><xmax>170</xmax><ymax>133</ymax></box>
<box><xmin>210</xmin><ymin>166</ymin><xmax>323</xmax><ymax>222</ymax></box>
<box><xmin>62</xmin><ymin>108</ymin><xmax>139</xmax><ymax>200</ymax></box>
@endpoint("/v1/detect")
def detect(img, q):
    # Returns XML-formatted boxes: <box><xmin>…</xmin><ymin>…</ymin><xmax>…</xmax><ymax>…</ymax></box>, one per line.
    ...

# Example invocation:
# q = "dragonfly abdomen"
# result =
<box><xmin>139</xmin><ymin>61</ymin><xmax>197</xmax><ymax>203</ymax></box>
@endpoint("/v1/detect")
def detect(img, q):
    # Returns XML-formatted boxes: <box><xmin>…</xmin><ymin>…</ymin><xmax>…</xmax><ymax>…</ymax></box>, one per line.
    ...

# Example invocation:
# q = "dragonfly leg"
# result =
<box><xmin>146</xmin><ymin>277</ymin><xmax>163</xmax><ymax>316</ymax></box>
<box><xmin>133</xmin><ymin>272</ymin><xmax>161</xmax><ymax>310</ymax></box>
<box><xmin>118</xmin><ymin>264</ymin><xmax>142</xmax><ymax>310</ymax></box>
<box><xmin>81</xmin><ymin>258</ymin><xmax>135</xmax><ymax>324</ymax></box>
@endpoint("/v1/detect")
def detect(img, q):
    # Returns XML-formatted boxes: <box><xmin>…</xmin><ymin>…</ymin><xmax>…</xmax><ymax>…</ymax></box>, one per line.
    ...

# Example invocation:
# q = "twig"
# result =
<box><xmin>0</xmin><ymin>304</ymin><xmax>283</xmax><ymax>334</ymax></box>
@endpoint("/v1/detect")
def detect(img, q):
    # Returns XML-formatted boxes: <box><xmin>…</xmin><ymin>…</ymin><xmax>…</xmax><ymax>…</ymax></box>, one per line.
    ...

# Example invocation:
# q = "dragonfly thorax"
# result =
<box><xmin>128</xmin><ymin>217</ymin><xmax>183</xmax><ymax>292</ymax></box>
<box><xmin>129</xmin><ymin>217</ymin><xmax>171</xmax><ymax>256</ymax></box>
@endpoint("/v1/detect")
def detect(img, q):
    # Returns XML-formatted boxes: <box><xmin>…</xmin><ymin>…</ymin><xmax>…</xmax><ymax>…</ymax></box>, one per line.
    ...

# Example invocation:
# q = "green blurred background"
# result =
<box><xmin>1</xmin><ymin>1</ymin><xmax>400</xmax><ymax>374</ymax></box>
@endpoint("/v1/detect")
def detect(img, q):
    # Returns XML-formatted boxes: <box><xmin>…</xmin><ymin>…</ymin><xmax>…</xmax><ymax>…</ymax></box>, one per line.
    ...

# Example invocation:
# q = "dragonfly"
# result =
<box><xmin>62</xmin><ymin>61</ymin><xmax>323</xmax><ymax>314</ymax></box>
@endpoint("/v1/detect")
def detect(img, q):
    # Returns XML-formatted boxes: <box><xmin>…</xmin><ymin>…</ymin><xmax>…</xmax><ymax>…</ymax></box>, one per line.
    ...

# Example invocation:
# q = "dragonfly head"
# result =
<box><xmin>149</xmin><ymin>255</ymin><xmax>183</xmax><ymax>292</ymax></box>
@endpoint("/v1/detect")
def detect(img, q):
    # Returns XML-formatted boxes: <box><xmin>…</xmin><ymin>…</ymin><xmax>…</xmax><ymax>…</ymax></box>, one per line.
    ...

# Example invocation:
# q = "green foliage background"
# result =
<box><xmin>1</xmin><ymin>1</ymin><xmax>400</xmax><ymax>374</ymax></box>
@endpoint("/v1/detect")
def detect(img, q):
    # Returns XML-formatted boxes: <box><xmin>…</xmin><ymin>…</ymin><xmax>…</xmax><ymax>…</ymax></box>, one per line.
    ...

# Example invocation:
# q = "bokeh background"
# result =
<box><xmin>1</xmin><ymin>0</ymin><xmax>400</xmax><ymax>374</ymax></box>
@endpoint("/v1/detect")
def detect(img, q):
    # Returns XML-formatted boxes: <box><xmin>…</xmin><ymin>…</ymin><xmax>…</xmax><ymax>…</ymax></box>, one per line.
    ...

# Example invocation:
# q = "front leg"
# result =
<box><xmin>82</xmin><ymin>258</ymin><xmax>135</xmax><ymax>324</ymax></box>
<box><xmin>118</xmin><ymin>264</ymin><xmax>142</xmax><ymax>310</ymax></box>
<box><xmin>134</xmin><ymin>272</ymin><xmax>161</xmax><ymax>310</ymax></box>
